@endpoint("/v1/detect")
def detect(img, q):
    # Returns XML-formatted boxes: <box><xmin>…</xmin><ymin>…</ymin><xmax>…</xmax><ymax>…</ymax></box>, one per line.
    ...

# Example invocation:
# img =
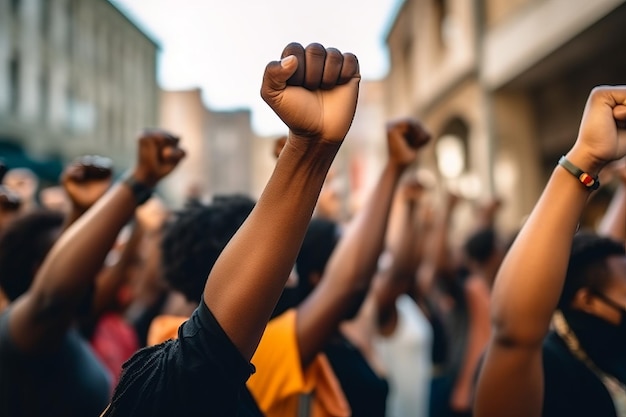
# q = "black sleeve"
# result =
<box><xmin>104</xmin><ymin>298</ymin><xmax>255</xmax><ymax>417</ymax></box>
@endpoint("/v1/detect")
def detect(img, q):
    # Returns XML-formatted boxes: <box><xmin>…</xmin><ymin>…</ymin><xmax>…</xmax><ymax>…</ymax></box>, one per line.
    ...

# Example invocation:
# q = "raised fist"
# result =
<box><xmin>131</xmin><ymin>129</ymin><xmax>186</xmax><ymax>187</ymax></box>
<box><xmin>386</xmin><ymin>118</ymin><xmax>431</xmax><ymax>168</ymax></box>
<box><xmin>261</xmin><ymin>42</ymin><xmax>360</xmax><ymax>144</ymax></box>
<box><xmin>571</xmin><ymin>86</ymin><xmax>626</xmax><ymax>173</ymax></box>
<box><xmin>62</xmin><ymin>155</ymin><xmax>113</xmax><ymax>210</ymax></box>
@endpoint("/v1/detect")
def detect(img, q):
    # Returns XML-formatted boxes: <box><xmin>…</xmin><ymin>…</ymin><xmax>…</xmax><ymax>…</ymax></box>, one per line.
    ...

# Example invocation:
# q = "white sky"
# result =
<box><xmin>110</xmin><ymin>0</ymin><xmax>403</xmax><ymax>136</ymax></box>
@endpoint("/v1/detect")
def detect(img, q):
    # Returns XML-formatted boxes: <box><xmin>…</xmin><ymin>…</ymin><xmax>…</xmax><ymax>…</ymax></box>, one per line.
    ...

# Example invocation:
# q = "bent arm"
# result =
<box><xmin>9</xmin><ymin>182</ymin><xmax>140</xmax><ymax>352</ymax></box>
<box><xmin>372</xmin><ymin>194</ymin><xmax>422</xmax><ymax>333</ymax></box>
<box><xmin>451</xmin><ymin>276</ymin><xmax>491</xmax><ymax>412</ymax></box>
<box><xmin>295</xmin><ymin>162</ymin><xmax>404</xmax><ymax>366</ymax></box>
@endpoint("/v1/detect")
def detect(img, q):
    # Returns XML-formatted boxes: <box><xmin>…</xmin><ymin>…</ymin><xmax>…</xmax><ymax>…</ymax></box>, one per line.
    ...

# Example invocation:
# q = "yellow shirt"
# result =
<box><xmin>247</xmin><ymin>309</ymin><xmax>351</xmax><ymax>417</ymax></box>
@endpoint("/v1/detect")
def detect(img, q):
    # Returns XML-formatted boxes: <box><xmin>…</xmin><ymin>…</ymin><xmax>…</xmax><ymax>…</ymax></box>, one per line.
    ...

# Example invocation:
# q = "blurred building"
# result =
<box><xmin>159</xmin><ymin>88</ymin><xmax>258</xmax><ymax>207</ymax></box>
<box><xmin>385</xmin><ymin>0</ymin><xmax>626</xmax><ymax>235</ymax></box>
<box><xmin>0</xmin><ymin>0</ymin><xmax>158</xmax><ymax>182</ymax></box>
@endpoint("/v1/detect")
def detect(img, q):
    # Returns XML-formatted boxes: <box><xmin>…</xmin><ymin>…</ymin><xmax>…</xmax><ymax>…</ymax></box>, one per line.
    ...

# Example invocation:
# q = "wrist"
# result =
<box><xmin>565</xmin><ymin>147</ymin><xmax>607</xmax><ymax>177</ymax></box>
<box><xmin>121</xmin><ymin>171</ymin><xmax>154</xmax><ymax>205</ymax></box>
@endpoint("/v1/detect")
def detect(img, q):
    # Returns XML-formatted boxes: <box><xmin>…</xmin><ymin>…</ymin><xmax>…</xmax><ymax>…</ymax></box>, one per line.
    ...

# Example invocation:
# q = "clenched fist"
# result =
<box><xmin>261</xmin><ymin>42</ymin><xmax>360</xmax><ymax>144</ymax></box>
<box><xmin>131</xmin><ymin>129</ymin><xmax>186</xmax><ymax>187</ymax></box>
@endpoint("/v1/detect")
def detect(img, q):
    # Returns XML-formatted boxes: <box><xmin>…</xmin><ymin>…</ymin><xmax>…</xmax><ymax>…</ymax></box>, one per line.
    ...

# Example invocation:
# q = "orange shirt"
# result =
<box><xmin>147</xmin><ymin>315</ymin><xmax>187</xmax><ymax>347</ymax></box>
<box><xmin>247</xmin><ymin>309</ymin><xmax>351</xmax><ymax>417</ymax></box>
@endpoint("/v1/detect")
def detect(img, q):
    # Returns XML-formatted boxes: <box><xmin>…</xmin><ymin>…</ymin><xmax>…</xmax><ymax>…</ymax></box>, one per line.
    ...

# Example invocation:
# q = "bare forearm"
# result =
<box><xmin>326</xmin><ymin>163</ymin><xmax>403</xmax><ymax>294</ymax></box>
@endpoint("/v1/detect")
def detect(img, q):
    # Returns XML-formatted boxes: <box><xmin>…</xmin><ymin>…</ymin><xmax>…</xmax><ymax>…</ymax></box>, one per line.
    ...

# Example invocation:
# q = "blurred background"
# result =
<box><xmin>1</xmin><ymin>0</ymin><xmax>625</xmax><ymax>242</ymax></box>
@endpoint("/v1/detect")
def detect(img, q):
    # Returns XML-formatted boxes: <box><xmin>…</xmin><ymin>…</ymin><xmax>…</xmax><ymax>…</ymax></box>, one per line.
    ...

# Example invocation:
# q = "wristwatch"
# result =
<box><xmin>122</xmin><ymin>172</ymin><xmax>154</xmax><ymax>205</ymax></box>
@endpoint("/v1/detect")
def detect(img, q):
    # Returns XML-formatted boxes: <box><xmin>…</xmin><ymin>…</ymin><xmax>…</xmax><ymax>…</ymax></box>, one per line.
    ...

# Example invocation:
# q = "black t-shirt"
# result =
<box><xmin>542</xmin><ymin>331</ymin><xmax>617</xmax><ymax>417</ymax></box>
<box><xmin>0</xmin><ymin>307</ymin><xmax>112</xmax><ymax>417</ymax></box>
<box><xmin>325</xmin><ymin>335</ymin><xmax>389</xmax><ymax>417</ymax></box>
<box><xmin>103</xmin><ymin>299</ymin><xmax>263</xmax><ymax>417</ymax></box>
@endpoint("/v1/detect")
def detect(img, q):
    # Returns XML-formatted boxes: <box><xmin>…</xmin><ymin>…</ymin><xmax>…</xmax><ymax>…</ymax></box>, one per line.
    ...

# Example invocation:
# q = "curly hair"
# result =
<box><xmin>463</xmin><ymin>227</ymin><xmax>497</xmax><ymax>265</ymax></box>
<box><xmin>160</xmin><ymin>195</ymin><xmax>255</xmax><ymax>303</ymax></box>
<box><xmin>0</xmin><ymin>209</ymin><xmax>64</xmax><ymax>301</ymax></box>
<box><xmin>558</xmin><ymin>230</ymin><xmax>626</xmax><ymax>310</ymax></box>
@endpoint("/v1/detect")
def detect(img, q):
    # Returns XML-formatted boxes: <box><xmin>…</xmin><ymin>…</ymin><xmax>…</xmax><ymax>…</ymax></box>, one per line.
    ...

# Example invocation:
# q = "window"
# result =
<box><xmin>41</xmin><ymin>0</ymin><xmax>51</xmax><ymax>37</ymax></box>
<box><xmin>9</xmin><ymin>55</ymin><xmax>20</xmax><ymax>115</ymax></box>
<box><xmin>11</xmin><ymin>0</ymin><xmax>20</xmax><ymax>15</ymax></box>
<box><xmin>40</xmin><ymin>71</ymin><xmax>49</xmax><ymax>122</ymax></box>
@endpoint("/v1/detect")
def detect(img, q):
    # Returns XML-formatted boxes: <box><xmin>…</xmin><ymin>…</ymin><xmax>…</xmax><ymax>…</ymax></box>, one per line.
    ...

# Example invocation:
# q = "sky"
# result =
<box><xmin>110</xmin><ymin>0</ymin><xmax>403</xmax><ymax>136</ymax></box>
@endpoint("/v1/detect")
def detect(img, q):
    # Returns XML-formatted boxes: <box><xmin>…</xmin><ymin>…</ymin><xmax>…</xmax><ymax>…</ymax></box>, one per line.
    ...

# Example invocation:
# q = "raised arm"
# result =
<box><xmin>202</xmin><ymin>42</ymin><xmax>361</xmax><ymax>360</ymax></box>
<box><xmin>295</xmin><ymin>118</ymin><xmax>427</xmax><ymax>366</ymax></box>
<box><xmin>597</xmin><ymin>159</ymin><xmax>626</xmax><ymax>243</ymax></box>
<box><xmin>371</xmin><ymin>175</ymin><xmax>428</xmax><ymax>335</ymax></box>
<box><xmin>415</xmin><ymin>191</ymin><xmax>460</xmax><ymax>299</ymax></box>
<box><xmin>8</xmin><ymin>132</ymin><xmax>184</xmax><ymax>353</ymax></box>
<box><xmin>474</xmin><ymin>86</ymin><xmax>626</xmax><ymax>417</ymax></box>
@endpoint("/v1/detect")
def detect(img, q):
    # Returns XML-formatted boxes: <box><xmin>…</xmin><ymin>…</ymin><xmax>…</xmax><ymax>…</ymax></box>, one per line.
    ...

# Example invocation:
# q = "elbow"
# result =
<box><xmin>490</xmin><ymin>316</ymin><xmax>547</xmax><ymax>349</ymax></box>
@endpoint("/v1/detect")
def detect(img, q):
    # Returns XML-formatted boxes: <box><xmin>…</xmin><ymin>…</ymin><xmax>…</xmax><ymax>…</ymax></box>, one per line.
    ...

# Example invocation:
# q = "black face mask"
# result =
<box><xmin>563</xmin><ymin>292</ymin><xmax>626</xmax><ymax>379</ymax></box>
<box><xmin>591</xmin><ymin>291</ymin><xmax>626</xmax><ymax>337</ymax></box>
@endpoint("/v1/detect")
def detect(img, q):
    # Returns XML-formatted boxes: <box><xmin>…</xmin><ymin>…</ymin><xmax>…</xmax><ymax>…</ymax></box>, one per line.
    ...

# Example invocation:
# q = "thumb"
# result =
<box><xmin>260</xmin><ymin>55</ymin><xmax>298</xmax><ymax>104</ymax></box>
<box><xmin>613</xmin><ymin>104</ymin><xmax>626</xmax><ymax>121</ymax></box>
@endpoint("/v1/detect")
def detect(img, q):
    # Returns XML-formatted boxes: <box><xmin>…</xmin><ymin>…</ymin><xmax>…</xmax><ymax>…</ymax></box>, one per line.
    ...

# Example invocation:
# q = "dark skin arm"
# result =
<box><xmin>60</xmin><ymin>156</ymin><xmax>131</xmax><ymax>318</ymax></box>
<box><xmin>295</xmin><ymin>117</ymin><xmax>426</xmax><ymax>367</ymax></box>
<box><xmin>597</xmin><ymin>158</ymin><xmax>626</xmax><ymax>243</ymax></box>
<box><xmin>8</xmin><ymin>131</ymin><xmax>185</xmax><ymax>353</ymax></box>
<box><xmin>202</xmin><ymin>42</ymin><xmax>361</xmax><ymax>361</ymax></box>
<box><xmin>415</xmin><ymin>191</ymin><xmax>460</xmax><ymax>299</ymax></box>
<box><xmin>372</xmin><ymin>172</ymin><xmax>429</xmax><ymax>336</ymax></box>
<box><xmin>474</xmin><ymin>86</ymin><xmax>626</xmax><ymax>417</ymax></box>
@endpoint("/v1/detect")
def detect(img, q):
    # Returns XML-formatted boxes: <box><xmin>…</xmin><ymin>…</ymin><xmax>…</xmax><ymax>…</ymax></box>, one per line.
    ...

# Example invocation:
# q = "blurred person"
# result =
<box><xmin>597</xmin><ymin>157</ymin><xmax>626</xmax><ymax>242</ymax></box>
<box><xmin>244</xmin><ymin>116</ymin><xmax>425</xmax><ymax>417</ymax></box>
<box><xmin>145</xmin><ymin>194</ymin><xmax>257</xmax><ymax>347</ymax></box>
<box><xmin>474</xmin><ymin>86</ymin><xmax>626</xmax><ymax>417</ymax></box>
<box><xmin>3</xmin><ymin>167</ymin><xmax>39</xmax><ymax>213</ymax></box>
<box><xmin>0</xmin><ymin>185</ymin><xmax>21</xmax><ymax>232</ymax></box>
<box><xmin>0</xmin><ymin>132</ymin><xmax>185</xmax><ymax>417</ymax></box>
<box><xmin>100</xmin><ymin>42</ymin><xmax>361</xmax><ymax>417</ymax></box>
<box><xmin>343</xmin><ymin>173</ymin><xmax>434</xmax><ymax>417</ymax></box>
<box><xmin>122</xmin><ymin>195</ymin><xmax>174</xmax><ymax>347</ymax></box>
<box><xmin>39</xmin><ymin>185</ymin><xmax>70</xmax><ymax>213</ymax></box>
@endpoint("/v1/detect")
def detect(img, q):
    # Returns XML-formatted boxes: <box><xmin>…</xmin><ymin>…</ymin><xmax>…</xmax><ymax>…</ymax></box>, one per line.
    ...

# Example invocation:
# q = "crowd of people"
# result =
<box><xmin>0</xmin><ymin>41</ymin><xmax>625</xmax><ymax>417</ymax></box>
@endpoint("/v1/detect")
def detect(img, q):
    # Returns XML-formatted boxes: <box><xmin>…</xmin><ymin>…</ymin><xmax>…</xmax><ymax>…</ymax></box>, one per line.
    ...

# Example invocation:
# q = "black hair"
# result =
<box><xmin>558</xmin><ymin>230</ymin><xmax>626</xmax><ymax>310</ymax></box>
<box><xmin>0</xmin><ymin>209</ymin><xmax>64</xmax><ymax>300</ymax></box>
<box><xmin>463</xmin><ymin>227</ymin><xmax>497</xmax><ymax>265</ymax></box>
<box><xmin>160</xmin><ymin>195</ymin><xmax>255</xmax><ymax>303</ymax></box>
<box><xmin>271</xmin><ymin>217</ymin><xmax>340</xmax><ymax>318</ymax></box>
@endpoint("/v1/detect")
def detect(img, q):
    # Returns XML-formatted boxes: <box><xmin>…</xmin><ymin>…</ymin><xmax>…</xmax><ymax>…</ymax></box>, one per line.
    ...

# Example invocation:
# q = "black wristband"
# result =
<box><xmin>558</xmin><ymin>156</ymin><xmax>600</xmax><ymax>191</ymax></box>
<box><xmin>122</xmin><ymin>172</ymin><xmax>153</xmax><ymax>205</ymax></box>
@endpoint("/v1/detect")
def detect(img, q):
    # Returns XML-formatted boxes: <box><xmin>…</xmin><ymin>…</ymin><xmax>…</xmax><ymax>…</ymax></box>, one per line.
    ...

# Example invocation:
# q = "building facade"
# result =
<box><xmin>0</xmin><ymin>0</ymin><xmax>158</xmax><ymax>181</ymax></box>
<box><xmin>159</xmin><ymin>88</ymin><xmax>258</xmax><ymax>207</ymax></box>
<box><xmin>385</xmin><ymin>0</ymin><xmax>626</xmax><ymax>235</ymax></box>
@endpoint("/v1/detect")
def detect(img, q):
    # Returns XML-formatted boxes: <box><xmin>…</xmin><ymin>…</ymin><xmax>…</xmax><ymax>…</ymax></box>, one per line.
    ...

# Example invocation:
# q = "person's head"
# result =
<box><xmin>160</xmin><ymin>195</ymin><xmax>255</xmax><ymax>304</ymax></box>
<box><xmin>271</xmin><ymin>217</ymin><xmax>340</xmax><ymax>318</ymax></box>
<box><xmin>559</xmin><ymin>231</ymin><xmax>626</xmax><ymax>326</ymax></box>
<box><xmin>3</xmin><ymin>168</ymin><xmax>39</xmax><ymax>209</ymax></box>
<box><xmin>0</xmin><ymin>209</ymin><xmax>64</xmax><ymax>301</ymax></box>
<box><xmin>463</xmin><ymin>227</ymin><xmax>505</xmax><ymax>285</ymax></box>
